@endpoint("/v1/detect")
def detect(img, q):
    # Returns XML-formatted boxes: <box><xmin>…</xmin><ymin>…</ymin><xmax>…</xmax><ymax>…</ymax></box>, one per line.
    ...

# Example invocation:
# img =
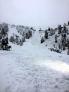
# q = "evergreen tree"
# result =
<box><xmin>0</xmin><ymin>23</ymin><xmax>11</xmax><ymax>50</ymax></box>
<box><xmin>58</xmin><ymin>25</ymin><xmax>62</xmax><ymax>34</ymax></box>
<box><xmin>48</xmin><ymin>27</ymin><xmax>50</xmax><ymax>31</ymax></box>
<box><xmin>55</xmin><ymin>35</ymin><xmax>57</xmax><ymax>43</ymax></box>
<box><xmin>10</xmin><ymin>36</ymin><xmax>15</xmax><ymax>43</ymax></box>
<box><xmin>41</xmin><ymin>37</ymin><xmax>45</xmax><ymax>43</ymax></box>
<box><xmin>26</xmin><ymin>31</ymin><xmax>32</xmax><ymax>39</ymax></box>
<box><xmin>62</xmin><ymin>25</ymin><xmax>68</xmax><ymax>34</ymax></box>
<box><xmin>68</xmin><ymin>21</ymin><xmax>69</xmax><ymax>25</ymax></box>
<box><xmin>45</xmin><ymin>30</ymin><xmax>48</xmax><ymax>39</ymax></box>
<box><xmin>67</xmin><ymin>39</ymin><xmax>69</xmax><ymax>55</ymax></box>
<box><xmin>61</xmin><ymin>33</ymin><xmax>66</xmax><ymax>50</ymax></box>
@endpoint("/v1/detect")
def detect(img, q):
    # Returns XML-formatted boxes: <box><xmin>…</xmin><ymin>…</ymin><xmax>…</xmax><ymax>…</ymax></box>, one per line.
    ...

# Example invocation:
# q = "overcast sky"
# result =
<box><xmin>0</xmin><ymin>0</ymin><xmax>69</xmax><ymax>28</ymax></box>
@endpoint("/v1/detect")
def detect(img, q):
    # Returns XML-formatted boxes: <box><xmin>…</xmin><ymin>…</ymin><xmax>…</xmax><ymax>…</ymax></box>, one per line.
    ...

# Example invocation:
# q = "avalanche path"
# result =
<box><xmin>0</xmin><ymin>31</ymin><xmax>69</xmax><ymax>92</ymax></box>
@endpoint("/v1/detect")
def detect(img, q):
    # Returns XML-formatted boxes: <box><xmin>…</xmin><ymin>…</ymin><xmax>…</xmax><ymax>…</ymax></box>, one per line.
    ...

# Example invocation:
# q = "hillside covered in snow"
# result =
<box><xmin>0</xmin><ymin>22</ymin><xmax>69</xmax><ymax>92</ymax></box>
<box><xmin>8</xmin><ymin>21</ymin><xmax>69</xmax><ymax>55</ymax></box>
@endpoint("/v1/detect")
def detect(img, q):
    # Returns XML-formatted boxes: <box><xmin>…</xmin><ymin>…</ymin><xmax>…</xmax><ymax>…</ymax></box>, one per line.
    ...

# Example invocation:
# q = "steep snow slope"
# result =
<box><xmin>31</xmin><ymin>30</ymin><xmax>41</xmax><ymax>45</ymax></box>
<box><xmin>0</xmin><ymin>31</ymin><xmax>69</xmax><ymax>92</ymax></box>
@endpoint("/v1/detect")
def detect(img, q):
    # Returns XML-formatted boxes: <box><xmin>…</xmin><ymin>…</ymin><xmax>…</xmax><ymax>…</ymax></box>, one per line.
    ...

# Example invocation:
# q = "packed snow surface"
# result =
<box><xmin>0</xmin><ymin>31</ymin><xmax>69</xmax><ymax>92</ymax></box>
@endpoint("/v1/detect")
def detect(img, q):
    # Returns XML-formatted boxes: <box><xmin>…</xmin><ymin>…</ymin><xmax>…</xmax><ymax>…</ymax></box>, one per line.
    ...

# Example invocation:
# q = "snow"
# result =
<box><xmin>8</xmin><ymin>25</ymin><xmax>22</xmax><ymax>39</ymax></box>
<box><xmin>31</xmin><ymin>30</ymin><xmax>41</xmax><ymax>45</ymax></box>
<box><xmin>0</xmin><ymin>31</ymin><xmax>69</xmax><ymax>92</ymax></box>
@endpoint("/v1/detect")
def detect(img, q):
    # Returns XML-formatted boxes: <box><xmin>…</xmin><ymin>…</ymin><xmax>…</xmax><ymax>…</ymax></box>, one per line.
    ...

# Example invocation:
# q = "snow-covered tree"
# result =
<box><xmin>55</xmin><ymin>35</ymin><xmax>58</xmax><ymax>43</ymax></box>
<box><xmin>58</xmin><ymin>25</ymin><xmax>62</xmax><ymax>34</ymax></box>
<box><xmin>45</xmin><ymin>30</ymin><xmax>48</xmax><ymax>39</ymax></box>
<box><xmin>26</xmin><ymin>30</ymin><xmax>32</xmax><ymax>39</ymax></box>
<box><xmin>0</xmin><ymin>23</ymin><xmax>11</xmax><ymax>50</ymax></box>
<box><xmin>68</xmin><ymin>21</ymin><xmax>69</xmax><ymax>25</ymax></box>
<box><xmin>10</xmin><ymin>36</ymin><xmax>15</xmax><ymax>43</ymax></box>
<box><xmin>67</xmin><ymin>39</ymin><xmax>69</xmax><ymax>55</ymax></box>
<box><xmin>41</xmin><ymin>37</ymin><xmax>45</xmax><ymax>43</ymax></box>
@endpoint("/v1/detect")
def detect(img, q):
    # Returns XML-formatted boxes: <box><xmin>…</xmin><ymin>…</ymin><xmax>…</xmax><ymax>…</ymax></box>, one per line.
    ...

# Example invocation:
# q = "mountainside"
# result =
<box><xmin>0</xmin><ymin>22</ymin><xmax>69</xmax><ymax>55</ymax></box>
<box><xmin>0</xmin><ymin>22</ymin><xmax>69</xmax><ymax>92</ymax></box>
<box><xmin>8</xmin><ymin>24</ymin><xmax>35</xmax><ymax>46</ymax></box>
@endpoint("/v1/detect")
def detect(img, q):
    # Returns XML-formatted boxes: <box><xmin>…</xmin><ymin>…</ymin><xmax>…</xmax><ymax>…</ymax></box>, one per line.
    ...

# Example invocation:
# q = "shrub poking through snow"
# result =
<box><xmin>50</xmin><ymin>48</ymin><xmax>61</xmax><ymax>53</ymax></box>
<box><xmin>41</xmin><ymin>37</ymin><xmax>45</xmax><ymax>43</ymax></box>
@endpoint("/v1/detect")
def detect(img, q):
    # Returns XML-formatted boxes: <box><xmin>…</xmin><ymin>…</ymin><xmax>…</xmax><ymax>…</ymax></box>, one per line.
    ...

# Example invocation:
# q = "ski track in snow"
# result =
<box><xmin>0</xmin><ymin>31</ymin><xmax>69</xmax><ymax>92</ymax></box>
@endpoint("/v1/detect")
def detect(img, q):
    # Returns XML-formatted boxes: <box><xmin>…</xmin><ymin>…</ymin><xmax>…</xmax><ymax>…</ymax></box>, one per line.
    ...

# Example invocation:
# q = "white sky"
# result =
<box><xmin>0</xmin><ymin>0</ymin><xmax>69</xmax><ymax>28</ymax></box>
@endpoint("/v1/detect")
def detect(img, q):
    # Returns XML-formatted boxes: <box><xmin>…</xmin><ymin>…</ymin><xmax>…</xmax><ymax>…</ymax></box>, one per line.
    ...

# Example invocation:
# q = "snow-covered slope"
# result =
<box><xmin>8</xmin><ymin>23</ymin><xmax>69</xmax><ymax>55</ymax></box>
<box><xmin>0</xmin><ymin>23</ymin><xmax>69</xmax><ymax>92</ymax></box>
<box><xmin>38</xmin><ymin>25</ymin><xmax>69</xmax><ymax>55</ymax></box>
<box><xmin>0</xmin><ymin>30</ymin><xmax>69</xmax><ymax>92</ymax></box>
<box><xmin>8</xmin><ymin>24</ymin><xmax>35</xmax><ymax>46</ymax></box>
